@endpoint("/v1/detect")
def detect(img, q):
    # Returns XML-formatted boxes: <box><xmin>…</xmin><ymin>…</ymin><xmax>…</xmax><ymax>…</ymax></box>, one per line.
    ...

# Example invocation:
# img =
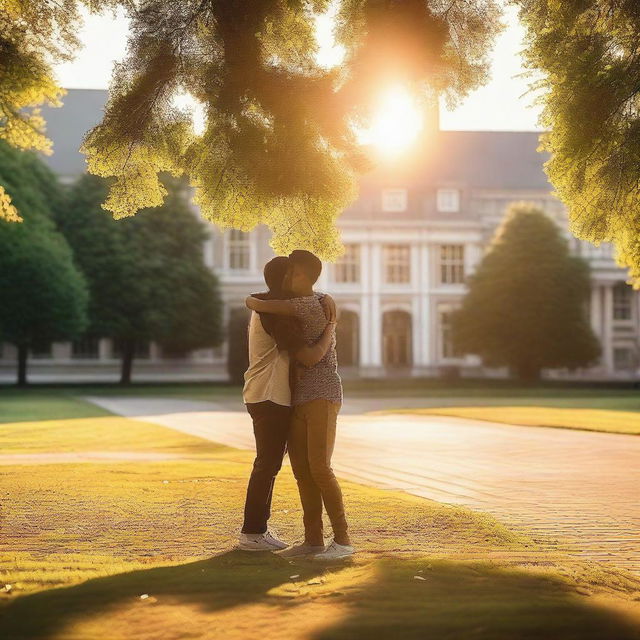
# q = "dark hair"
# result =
<box><xmin>263</xmin><ymin>256</ymin><xmax>289</xmax><ymax>294</ymax></box>
<box><xmin>288</xmin><ymin>249</ymin><xmax>322</xmax><ymax>284</ymax></box>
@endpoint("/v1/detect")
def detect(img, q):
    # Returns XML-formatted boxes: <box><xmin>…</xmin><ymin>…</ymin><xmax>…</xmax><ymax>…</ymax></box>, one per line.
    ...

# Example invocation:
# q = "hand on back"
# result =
<box><xmin>320</xmin><ymin>294</ymin><xmax>337</xmax><ymax>324</ymax></box>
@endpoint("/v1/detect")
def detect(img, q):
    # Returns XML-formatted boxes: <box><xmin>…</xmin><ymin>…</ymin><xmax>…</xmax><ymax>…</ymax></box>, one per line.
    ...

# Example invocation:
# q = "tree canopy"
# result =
<box><xmin>515</xmin><ymin>0</ymin><xmax>640</xmax><ymax>285</ymax></box>
<box><xmin>0</xmin><ymin>0</ymin><xmax>128</xmax><ymax>221</ymax></box>
<box><xmin>0</xmin><ymin>141</ymin><xmax>88</xmax><ymax>384</ymax></box>
<box><xmin>452</xmin><ymin>202</ymin><xmax>601</xmax><ymax>381</ymax></box>
<box><xmin>80</xmin><ymin>0</ymin><xmax>501</xmax><ymax>259</ymax></box>
<box><xmin>58</xmin><ymin>172</ymin><xmax>223</xmax><ymax>383</ymax></box>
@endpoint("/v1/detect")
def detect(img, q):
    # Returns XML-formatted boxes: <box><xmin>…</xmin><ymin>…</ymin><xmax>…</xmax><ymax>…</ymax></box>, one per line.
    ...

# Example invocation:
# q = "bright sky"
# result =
<box><xmin>53</xmin><ymin>3</ymin><xmax>542</xmax><ymax>132</ymax></box>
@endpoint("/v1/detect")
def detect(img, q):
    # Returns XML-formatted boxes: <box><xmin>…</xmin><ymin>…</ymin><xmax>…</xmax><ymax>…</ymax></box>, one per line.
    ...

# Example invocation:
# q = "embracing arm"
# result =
<box><xmin>292</xmin><ymin>293</ymin><xmax>337</xmax><ymax>367</ymax></box>
<box><xmin>245</xmin><ymin>296</ymin><xmax>295</xmax><ymax>315</ymax></box>
<box><xmin>293</xmin><ymin>321</ymin><xmax>336</xmax><ymax>367</ymax></box>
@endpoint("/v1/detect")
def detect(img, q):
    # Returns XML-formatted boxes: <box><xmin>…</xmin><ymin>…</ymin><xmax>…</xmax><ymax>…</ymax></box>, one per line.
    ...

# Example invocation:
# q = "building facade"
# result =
<box><xmin>1</xmin><ymin>89</ymin><xmax>638</xmax><ymax>382</ymax></box>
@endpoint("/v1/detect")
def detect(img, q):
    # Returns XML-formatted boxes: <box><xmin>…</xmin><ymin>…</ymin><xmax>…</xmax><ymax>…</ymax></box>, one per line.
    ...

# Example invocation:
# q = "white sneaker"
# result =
<box><xmin>263</xmin><ymin>530</ymin><xmax>289</xmax><ymax>550</ymax></box>
<box><xmin>313</xmin><ymin>540</ymin><xmax>354</xmax><ymax>561</ymax></box>
<box><xmin>237</xmin><ymin>530</ymin><xmax>288</xmax><ymax>552</ymax></box>
<box><xmin>278</xmin><ymin>542</ymin><xmax>326</xmax><ymax>558</ymax></box>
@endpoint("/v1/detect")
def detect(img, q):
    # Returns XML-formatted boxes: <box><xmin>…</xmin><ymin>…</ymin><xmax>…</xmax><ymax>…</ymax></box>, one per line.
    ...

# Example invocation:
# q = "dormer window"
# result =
<box><xmin>437</xmin><ymin>188</ymin><xmax>460</xmax><ymax>213</ymax></box>
<box><xmin>382</xmin><ymin>188</ymin><xmax>407</xmax><ymax>212</ymax></box>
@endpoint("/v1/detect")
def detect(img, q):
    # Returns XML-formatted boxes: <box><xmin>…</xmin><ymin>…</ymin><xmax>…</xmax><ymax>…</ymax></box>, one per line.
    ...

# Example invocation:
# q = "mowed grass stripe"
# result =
<box><xmin>381</xmin><ymin>406</ymin><xmax>640</xmax><ymax>435</ymax></box>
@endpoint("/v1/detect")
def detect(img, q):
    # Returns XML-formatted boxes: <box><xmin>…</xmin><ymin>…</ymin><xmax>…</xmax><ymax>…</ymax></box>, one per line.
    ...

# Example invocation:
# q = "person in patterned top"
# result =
<box><xmin>246</xmin><ymin>250</ymin><xmax>354</xmax><ymax>561</ymax></box>
<box><xmin>239</xmin><ymin>256</ymin><xmax>337</xmax><ymax>553</ymax></box>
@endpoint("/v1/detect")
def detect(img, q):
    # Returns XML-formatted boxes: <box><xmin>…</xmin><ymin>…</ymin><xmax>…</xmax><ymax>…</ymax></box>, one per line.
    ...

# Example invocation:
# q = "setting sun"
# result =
<box><xmin>357</xmin><ymin>85</ymin><xmax>424</xmax><ymax>156</ymax></box>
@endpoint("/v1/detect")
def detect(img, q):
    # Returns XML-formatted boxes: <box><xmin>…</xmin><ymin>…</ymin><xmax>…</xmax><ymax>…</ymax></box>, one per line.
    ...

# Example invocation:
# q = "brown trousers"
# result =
<box><xmin>287</xmin><ymin>398</ymin><xmax>349</xmax><ymax>546</ymax></box>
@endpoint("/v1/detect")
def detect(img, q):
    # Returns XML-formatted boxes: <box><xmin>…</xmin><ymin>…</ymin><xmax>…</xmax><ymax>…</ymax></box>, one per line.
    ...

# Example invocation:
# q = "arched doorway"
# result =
<box><xmin>383</xmin><ymin>310</ymin><xmax>412</xmax><ymax>368</ymax></box>
<box><xmin>336</xmin><ymin>310</ymin><xmax>359</xmax><ymax>366</ymax></box>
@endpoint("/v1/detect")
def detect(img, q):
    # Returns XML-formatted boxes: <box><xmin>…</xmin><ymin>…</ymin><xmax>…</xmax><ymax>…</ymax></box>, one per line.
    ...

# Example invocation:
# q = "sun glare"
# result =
<box><xmin>172</xmin><ymin>92</ymin><xmax>207</xmax><ymax>136</ymax></box>
<box><xmin>357</xmin><ymin>85</ymin><xmax>424</xmax><ymax>157</ymax></box>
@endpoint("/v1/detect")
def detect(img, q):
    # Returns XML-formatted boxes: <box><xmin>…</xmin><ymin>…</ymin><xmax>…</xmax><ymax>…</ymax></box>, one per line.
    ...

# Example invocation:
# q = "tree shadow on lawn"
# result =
<box><xmin>2</xmin><ymin>554</ymin><xmax>639</xmax><ymax>640</ymax></box>
<box><xmin>316</xmin><ymin>558</ymin><xmax>640</xmax><ymax>640</ymax></box>
<box><xmin>0</xmin><ymin>550</ymin><xmax>325</xmax><ymax>639</ymax></box>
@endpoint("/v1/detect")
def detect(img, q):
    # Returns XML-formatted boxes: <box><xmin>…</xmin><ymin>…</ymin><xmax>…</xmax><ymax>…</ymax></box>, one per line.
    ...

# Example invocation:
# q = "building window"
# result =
<box><xmin>437</xmin><ymin>188</ymin><xmax>460</xmax><ymax>213</ymax></box>
<box><xmin>613</xmin><ymin>347</ymin><xmax>635</xmax><ymax>371</ymax></box>
<box><xmin>112</xmin><ymin>339</ymin><xmax>150</xmax><ymax>360</ymax></box>
<box><xmin>613</xmin><ymin>282</ymin><xmax>633</xmax><ymax>321</ymax></box>
<box><xmin>334</xmin><ymin>244</ymin><xmax>360</xmax><ymax>283</ymax></box>
<box><xmin>439</xmin><ymin>304</ymin><xmax>462</xmax><ymax>360</ymax></box>
<box><xmin>383</xmin><ymin>244</ymin><xmax>411</xmax><ymax>284</ymax></box>
<box><xmin>581</xmin><ymin>240</ymin><xmax>614</xmax><ymax>260</ymax></box>
<box><xmin>160</xmin><ymin>346</ymin><xmax>191</xmax><ymax>360</ymax></box>
<box><xmin>30</xmin><ymin>343</ymin><xmax>53</xmax><ymax>359</ymax></box>
<box><xmin>72</xmin><ymin>337</ymin><xmax>100</xmax><ymax>359</ymax></box>
<box><xmin>227</xmin><ymin>229</ymin><xmax>251</xmax><ymax>271</ymax></box>
<box><xmin>382</xmin><ymin>188</ymin><xmax>407</xmax><ymax>212</ymax></box>
<box><xmin>439</xmin><ymin>245</ymin><xmax>465</xmax><ymax>284</ymax></box>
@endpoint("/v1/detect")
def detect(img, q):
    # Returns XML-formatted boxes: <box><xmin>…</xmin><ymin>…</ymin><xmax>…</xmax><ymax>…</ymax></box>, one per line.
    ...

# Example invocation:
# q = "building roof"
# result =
<box><xmin>40</xmin><ymin>88</ymin><xmax>109</xmax><ymax>177</ymax></box>
<box><xmin>429</xmin><ymin>130</ymin><xmax>549</xmax><ymax>190</ymax></box>
<box><xmin>41</xmin><ymin>89</ymin><xmax>550</xmax><ymax>191</ymax></box>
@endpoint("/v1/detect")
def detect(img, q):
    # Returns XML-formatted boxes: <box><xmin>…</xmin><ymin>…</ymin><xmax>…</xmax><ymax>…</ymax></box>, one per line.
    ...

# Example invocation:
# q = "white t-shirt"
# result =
<box><xmin>242</xmin><ymin>311</ymin><xmax>291</xmax><ymax>406</ymax></box>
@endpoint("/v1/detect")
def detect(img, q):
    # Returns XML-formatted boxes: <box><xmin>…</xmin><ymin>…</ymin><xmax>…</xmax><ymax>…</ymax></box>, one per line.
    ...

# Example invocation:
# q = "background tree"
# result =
<box><xmin>515</xmin><ymin>0</ymin><xmax>640</xmax><ymax>285</ymax></box>
<box><xmin>82</xmin><ymin>0</ymin><xmax>502</xmax><ymax>259</ymax></box>
<box><xmin>0</xmin><ymin>142</ymin><xmax>88</xmax><ymax>385</ymax></box>
<box><xmin>58</xmin><ymin>173</ymin><xmax>223</xmax><ymax>384</ymax></box>
<box><xmin>452</xmin><ymin>202</ymin><xmax>600</xmax><ymax>381</ymax></box>
<box><xmin>0</xmin><ymin>1</ymin><xmax>127</xmax><ymax>220</ymax></box>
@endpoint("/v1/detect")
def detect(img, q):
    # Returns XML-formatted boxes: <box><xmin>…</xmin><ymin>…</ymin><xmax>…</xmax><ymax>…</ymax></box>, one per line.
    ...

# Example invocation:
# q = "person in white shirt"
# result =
<box><xmin>238</xmin><ymin>256</ymin><xmax>336</xmax><ymax>551</ymax></box>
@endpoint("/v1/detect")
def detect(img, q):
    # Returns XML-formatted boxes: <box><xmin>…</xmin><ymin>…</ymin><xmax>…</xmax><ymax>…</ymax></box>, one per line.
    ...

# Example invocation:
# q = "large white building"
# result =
<box><xmin>1</xmin><ymin>89</ymin><xmax>638</xmax><ymax>382</ymax></box>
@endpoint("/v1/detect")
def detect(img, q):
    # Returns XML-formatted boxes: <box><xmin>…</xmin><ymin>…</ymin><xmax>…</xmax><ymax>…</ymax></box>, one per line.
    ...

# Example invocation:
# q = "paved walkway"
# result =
<box><xmin>87</xmin><ymin>396</ymin><xmax>640</xmax><ymax>573</ymax></box>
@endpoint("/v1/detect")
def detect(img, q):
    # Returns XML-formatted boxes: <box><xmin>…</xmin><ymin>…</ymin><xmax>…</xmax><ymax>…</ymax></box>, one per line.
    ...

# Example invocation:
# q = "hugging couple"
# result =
<box><xmin>238</xmin><ymin>249</ymin><xmax>354</xmax><ymax>561</ymax></box>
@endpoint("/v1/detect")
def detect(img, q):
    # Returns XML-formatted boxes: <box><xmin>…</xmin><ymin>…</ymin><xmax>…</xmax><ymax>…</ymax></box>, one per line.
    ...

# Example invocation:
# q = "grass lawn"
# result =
<box><xmin>1</xmin><ymin>396</ymin><xmax>640</xmax><ymax>639</ymax></box>
<box><xmin>382</xmin><ymin>406</ymin><xmax>640</xmax><ymax>435</ymax></box>
<box><xmin>0</xmin><ymin>384</ymin><xmax>239</xmax><ymax>424</ymax></box>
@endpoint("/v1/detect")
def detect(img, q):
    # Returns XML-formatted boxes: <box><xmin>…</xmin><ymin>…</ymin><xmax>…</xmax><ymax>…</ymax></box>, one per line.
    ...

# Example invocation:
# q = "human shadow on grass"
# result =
<box><xmin>314</xmin><ymin>557</ymin><xmax>640</xmax><ymax>640</ymax></box>
<box><xmin>0</xmin><ymin>550</ymin><xmax>325</xmax><ymax>639</ymax></box>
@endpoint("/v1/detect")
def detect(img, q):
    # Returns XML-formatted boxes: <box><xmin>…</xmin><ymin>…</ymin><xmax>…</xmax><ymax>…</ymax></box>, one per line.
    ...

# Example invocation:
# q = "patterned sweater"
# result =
<box><xmin>289</xmin><ymin>295</ymin><xmax>343</xmax><ymax>406</ymax></box>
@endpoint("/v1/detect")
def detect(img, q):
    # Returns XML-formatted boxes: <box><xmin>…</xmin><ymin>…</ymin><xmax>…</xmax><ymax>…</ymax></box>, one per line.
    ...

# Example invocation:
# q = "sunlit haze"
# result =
<box><xmin>53</xmin><ymin>3</ymin><xmax>542</xmax><ymax>133</ymax></box>
<box><xmin>356</xmin><ymin>85</ymin><xmax>424</xmax><ymax>156</ymax></box>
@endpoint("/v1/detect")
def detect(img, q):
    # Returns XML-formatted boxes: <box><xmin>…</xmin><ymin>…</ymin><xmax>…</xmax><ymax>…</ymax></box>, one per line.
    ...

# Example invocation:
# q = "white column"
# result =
<box><xmin>420</xmin><ymin>244</ymin><xmax>432</xmax><ymax>365</ymax></box>
<box><xmin>603</xmin><ymin>284</ymin><xmax>614</xmax><ymax>373</ymax></box>
<box><xmin>53</xmin><ymin>342</ymin><xmax>72</xmax><ymax>360</ymax></box>
<box><xmin>98</xmin><ymin>338</ymin><xmax>110</xmax><ymax>361</ymax></box>
<box><xmin>411</xmin><ymin>244</ymin><xmax>421</xmax><ymax>369</ymax></box>
<box><xmin>411</xmin><ymin>296</ymin><xmax>421</xmax><ymax>370</ymax></box>
<box><xmin>369</xmin><ymin>243</ymin><xmax>382</xmax><ymax>367</ymax></box>
<box><xmin>590</xmin><ymin>285</ymin><xmax>602</xmax><ymax>338</ymax></box>
<box><xmin>150</xmin><ymin>342</ymin><xmax>162</xmax><ymax>363</ymax></box>
<box><xmin>359</xmin><ymin>298</ymin><xmax>370</xmax><ymax>366</ymax></box>
<box><xmin>318</xmin><ymin>260</ymin><xmax>330</xmax><ymax>291</ymax></box>
<box><xmin>359</xmin><ymin>244</ymin><xmax>371</xmax><ymax>367</ymax></box>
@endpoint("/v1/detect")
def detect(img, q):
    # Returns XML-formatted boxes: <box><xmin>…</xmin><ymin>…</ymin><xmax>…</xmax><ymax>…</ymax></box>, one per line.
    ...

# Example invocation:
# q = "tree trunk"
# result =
<box><xmin>120</xmin><ymin>339</ymin><xmax>135</xmax><ymax>385</ymax></box>
<box><xmin>16</xmin><ymin>344</ymin><xmax>28</xmax><ymax>387</ymax></box>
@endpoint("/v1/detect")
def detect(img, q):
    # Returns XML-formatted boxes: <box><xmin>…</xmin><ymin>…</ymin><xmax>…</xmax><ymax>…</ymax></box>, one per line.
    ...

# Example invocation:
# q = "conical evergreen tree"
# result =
<box><xmin>452</xmin><ymin>202</ymin><xmax>601</xmax><ymax>381</ymax></box>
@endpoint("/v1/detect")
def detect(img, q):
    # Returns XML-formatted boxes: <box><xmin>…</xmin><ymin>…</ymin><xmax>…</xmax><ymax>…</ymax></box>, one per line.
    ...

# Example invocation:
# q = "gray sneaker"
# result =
<box><xmin>237</xmin><ymin>530</ymin><xmax>288</xmax><ymax>552</ymax></box>
<box><xmin>313</xmin><ymin>540</ymin><xmax>354</xmax><ymax>561</ymax></box>
<box><xmin>278</xmin><ymin>542</ymin><xmax>326</xmax><ymax>558</ymax></box>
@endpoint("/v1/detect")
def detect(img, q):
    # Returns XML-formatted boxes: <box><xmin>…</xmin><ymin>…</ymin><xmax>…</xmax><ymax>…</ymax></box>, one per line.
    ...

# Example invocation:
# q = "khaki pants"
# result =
<box><xmin>287</xmin><ymin>399</ymin><xmax>349</xmax><ymax>546</ymax></box>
